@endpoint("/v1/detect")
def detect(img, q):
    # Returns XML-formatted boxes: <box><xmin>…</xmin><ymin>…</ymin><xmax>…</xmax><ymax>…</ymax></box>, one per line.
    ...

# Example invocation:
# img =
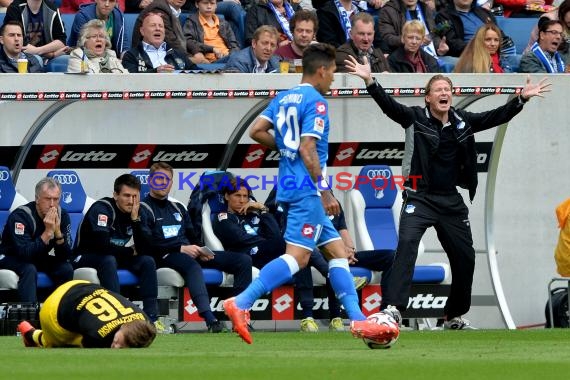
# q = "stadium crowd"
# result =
<box><xmin>0</xmin><ymin>0</ymin><xmax>569</xmax><ymax>73</ymax></box>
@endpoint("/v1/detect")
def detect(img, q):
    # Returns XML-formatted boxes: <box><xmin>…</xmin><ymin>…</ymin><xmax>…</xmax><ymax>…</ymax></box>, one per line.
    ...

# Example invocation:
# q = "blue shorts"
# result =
<box><xmin>283</xmin><ymin>196</ymin><xmax>341</xmax><ymax>251</ymax></box>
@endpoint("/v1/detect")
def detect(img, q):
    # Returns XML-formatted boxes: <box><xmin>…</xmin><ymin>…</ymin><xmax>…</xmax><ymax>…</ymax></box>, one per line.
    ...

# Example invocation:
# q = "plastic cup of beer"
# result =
<box><xmin>17</xmin><ymin>58</ymin><xmax>28</xmax><ymax>74</ymax></box>
<box><xmin>293</xmin><ymin>59</ymin><xmax>303</xmax><ymax>73</ymax></box>
<box><xmin>279</xmin><ymin>60</ymin><xmax>290</xmax><ymax>73</ymax></box>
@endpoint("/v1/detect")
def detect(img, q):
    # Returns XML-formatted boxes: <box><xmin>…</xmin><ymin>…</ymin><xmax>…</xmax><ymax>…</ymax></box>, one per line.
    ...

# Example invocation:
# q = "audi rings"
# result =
<box><xmin>51</xmin><ymin>173</ymin><xmax>79</xmax><ymax>185</ymax></box>
<box><xmin>0</xmin><ymin>170</ymin><xmax>9</xmax><ymax>181</ymax></box>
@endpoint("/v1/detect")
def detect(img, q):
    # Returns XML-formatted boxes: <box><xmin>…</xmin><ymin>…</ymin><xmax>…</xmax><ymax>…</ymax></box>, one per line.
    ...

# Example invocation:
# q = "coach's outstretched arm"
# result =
<box><xmin>344</xmin><ymin>55</ymin><xmax>552</xmax><ymax>102</ymax></box>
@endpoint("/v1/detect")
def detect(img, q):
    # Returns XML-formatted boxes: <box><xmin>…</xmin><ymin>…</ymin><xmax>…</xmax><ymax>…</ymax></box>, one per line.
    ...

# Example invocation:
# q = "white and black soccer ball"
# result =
<box><xmin>362</xmin><ymin>312</ymin><xmax>400</xmax><ymax>349</ymax></box>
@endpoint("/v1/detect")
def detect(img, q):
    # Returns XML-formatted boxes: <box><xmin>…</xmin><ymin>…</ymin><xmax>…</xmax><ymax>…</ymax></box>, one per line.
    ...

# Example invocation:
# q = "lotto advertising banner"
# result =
<box><xmin>0</xmin><ymin>142</ymin><xmax>493</xmax><ymax>173</ymax></box>
<box><xmin>182</xmin><ymin>284</ymin><xmax>450</xmax><ymax>322</ymax></box>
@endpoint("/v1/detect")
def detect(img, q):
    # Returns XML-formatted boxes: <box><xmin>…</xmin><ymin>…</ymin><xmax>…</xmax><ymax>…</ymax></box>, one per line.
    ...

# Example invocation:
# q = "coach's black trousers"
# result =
<box><xmin>381</xmin><ymin>190</ymin><xmax>475</xmax><ymax>320</ymax></box>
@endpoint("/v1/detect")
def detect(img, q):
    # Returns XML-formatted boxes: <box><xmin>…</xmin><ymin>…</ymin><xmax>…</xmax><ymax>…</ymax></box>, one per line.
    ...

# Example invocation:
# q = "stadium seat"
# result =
<box><xmin>348</xmin><ymin>165</ymin><xmax>450</xmax><ymax>285</ymax></box>
<box><xmin>0</xmin><ymin>167</ymin><xmax>54</xmax><ymax>290</ymax></box>
<box><xmin>496</xmin><ymin>17</ymin><xmax>537</xmax><ymax>71</ymax></box>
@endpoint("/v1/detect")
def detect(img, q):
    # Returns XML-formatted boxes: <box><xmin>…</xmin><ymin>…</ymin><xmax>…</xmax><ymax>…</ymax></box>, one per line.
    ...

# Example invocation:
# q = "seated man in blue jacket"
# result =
<box><xmin>0</xmin><ymin>177</ymin><xmax>73</xmax><ymax>302</ymax></box>
<box><xmin>138</xmin><ymin>162</ymin><xmax>252</xmax><ymax>333</ymax></box>
<box><xmin>67</xmin><ymin>0</ymin><xmax>125</xmax><ymax>57</ymax></box>
<box><xmin>122</xmin><ymin>12</ymin><xmax>196</xmax><ymax>72</ymax></box>
<box><xmin>224</xmin><ymin>25</ymin><xmax>279</xmax><ymax>73</ymax></box>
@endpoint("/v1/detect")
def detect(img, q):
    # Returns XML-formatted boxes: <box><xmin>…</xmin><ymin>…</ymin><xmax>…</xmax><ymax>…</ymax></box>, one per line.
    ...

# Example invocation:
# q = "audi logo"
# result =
<box><xmin>136</xmin><ymin>174</ymin><xmax>149</xmax><ymax>185</ymax></box>
<box><xmin>366</xmin><ymin>169</ymin><xmax>392</xmax><ymax>179</ymax></box>
<box><xmin>0</xmin><ymin>170</ymin><xmax>9</xmax><ymax>181</ymax></box>
<box><xmin>51</xmin><ymin>174</ymin><xmax>79</xmax><ymax>185</ymax></box>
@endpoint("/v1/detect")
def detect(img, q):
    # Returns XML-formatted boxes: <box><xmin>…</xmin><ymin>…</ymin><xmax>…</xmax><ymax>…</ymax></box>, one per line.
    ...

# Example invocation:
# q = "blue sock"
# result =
<box><xmin>329</xmin><ymin>259</ymin><xmax>366</xmax><ymax>321</ymax></box>
<box><xmin>235</xmin><ymin>256</ymin><xmax>297</xmax><ymax>310</ymax></box>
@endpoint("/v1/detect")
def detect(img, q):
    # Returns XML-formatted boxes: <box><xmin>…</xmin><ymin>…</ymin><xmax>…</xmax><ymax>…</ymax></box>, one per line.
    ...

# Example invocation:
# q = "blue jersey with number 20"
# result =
<box><xmin>259</xmin><ymin>83</ymin><xmax>330</xmax><ymax>203</ymax></box>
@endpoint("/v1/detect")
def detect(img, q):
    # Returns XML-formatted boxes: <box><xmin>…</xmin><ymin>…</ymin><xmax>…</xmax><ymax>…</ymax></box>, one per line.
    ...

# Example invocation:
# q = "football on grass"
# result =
<box><xmin>362</xmin><ymin>312</ymin><xmax>400</xmax><ymax>349</ymax></box>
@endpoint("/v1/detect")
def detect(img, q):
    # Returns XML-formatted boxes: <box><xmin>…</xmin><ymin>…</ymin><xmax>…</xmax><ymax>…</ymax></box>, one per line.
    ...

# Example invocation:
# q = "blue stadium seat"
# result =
<box><xmin>496</xmin><ymin>17</ymin><xmax>537</xmax><ymax>55</ymax></box>
<box><xmin>349</xmin><ymin>165</ymin><xmax>450</xmax><ymax>285</ymax></box>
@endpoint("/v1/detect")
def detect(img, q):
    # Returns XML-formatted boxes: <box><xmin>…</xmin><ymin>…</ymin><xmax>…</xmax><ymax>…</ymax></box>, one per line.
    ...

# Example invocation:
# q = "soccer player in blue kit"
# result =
<box><xmin>223</xmin><ymin>43</ymin><xmax>397</xmax><ymax>345</ymax></box>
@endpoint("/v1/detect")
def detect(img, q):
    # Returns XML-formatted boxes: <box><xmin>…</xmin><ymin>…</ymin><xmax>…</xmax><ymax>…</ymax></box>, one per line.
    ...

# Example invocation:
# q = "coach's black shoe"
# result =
<box><xmin>207</xmin><ymin>320</ymin><xmax>225</xmax><ymax>333</ymax></box>
<box><xmin>18</xmin><ymin>321</ymin><xmax>38</xmax><ymax>347</ymax></box>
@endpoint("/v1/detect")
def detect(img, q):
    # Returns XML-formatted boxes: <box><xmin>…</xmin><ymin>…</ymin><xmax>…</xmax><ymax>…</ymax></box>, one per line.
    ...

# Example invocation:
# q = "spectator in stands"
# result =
<box><xmin>131</xmin><ymin>0</ymin><xmax>187</xmax><ymax>54</ymax></box>
<box><xmin>18</xmin><ymin>280</ymin><xmax>156</xmax><ymax>348</ymax></box>
<box><xmin>138</xmin><ymin>163</ymin><xmax>252</xmax><ymax>333</ymax></box>
<box><xmin>183</xmin><ymin>0</ymin><xmax>240</xmax><ymax>64</ymax></box>
<box><xmin>183</xmin><ymin>0</ymin><xmax>246</xmax><ymax>48</ymax></box>
<box><xmin>67</xmin><ymin>19</ymin><xmax>128</xmax><ymax>73</ymax></box>
<box><xmin>245</xmin><ymin>0</ymin><xmax>301</xmax><ymax>47</ymax></box>
<box><xmin>525</xmin><ymin>0</ymin><xmax>570</xmax><ymax>63</ymax></box>
<box><xmin>435</xmin><ymin>0</ymin><xmax>497</xmax><ymax>57</ymax></box>
<box><xmin>0</xmin><ymin>177</ymin><xmax>73</xmax><ymax>303</ymax></box>
<box><xmin>453</xmin><ymin>23</ymin><xmax>511</xmax><ymax>72</ymax></box>
<box><xmin>335</xmin><ymin>12</ymin><xmax>390</xmax><ymax>72</ymax></box>
<box><xmin>61</xmin><ymin>0</ymin><xmax>126</xmax><ymax>13</ymax></box>
<box><xmin>67</xmin><ymin>0</ymin><xmax>125</xmax><ymax>58</ymax></box>
<box><xmin>274</xmin><ymin>9</ymin><xmax>317</xmax><ymax>60</ymax></box>
<box><xmin>316</xmin><ymin>0</ymin><xmax>365</xmax><ymax>47</ymax></box>
<box><xmin>3</xmin><ymin>0</ymin><xmax>69</xmax><ymax>62</ymax></box>
<box><xmin>388</xmin><ymin>20</ymin><xmax>439</xmax><ymax>72</ymax></box>
<box><xmin>0</xmin><ymin>20</ymin><xmax>44</xmax><ymax>72</ymax></box>
<box><xmin>345</xmin><ymin>56</ymin><xmax>550</xmax><ymax>331</ymax></box>
<box><xmin>73</xmin><ymin>174</ymin><xmax>160</xmax><ymax>327</ymax></box>
<box><xmin>494</xmin><ymin>0</ymin><xmax>554</xmax><ymax>18</ymax></box>
<box><xmin>377</xmin><ymin>0</ymin><xmax>448</xmax><ymax>61</ymax></box>
<box><xmin>520</xmin><ymin>18</ymin><xmax>566</xmax><ymax>73</ymax></box>
<box><xmin>122</xmin><ymin>12</ymin><xmax>196</xmax><ymax>72</ymax></box>
<box><xmin>224</xmin><ymin>24</ymin><xmax>279</xmax><ymax>72</ymax></box>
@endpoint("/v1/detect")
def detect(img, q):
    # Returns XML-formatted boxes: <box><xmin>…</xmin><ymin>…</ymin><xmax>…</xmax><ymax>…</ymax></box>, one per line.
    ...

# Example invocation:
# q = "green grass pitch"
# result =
<box><xmin>1</xmin><ymin>329</ymin><xmax>570</xmax><ymax>379</ymax></box>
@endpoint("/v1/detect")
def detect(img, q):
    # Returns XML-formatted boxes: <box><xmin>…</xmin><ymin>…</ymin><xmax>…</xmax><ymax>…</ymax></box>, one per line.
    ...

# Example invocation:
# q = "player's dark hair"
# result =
<box><xmin>221</xmin><ymin>177</ymin><xmax>252</xmax><ymax>204</ymax></box>
<box><xmin>121</xmin><ymin>320</ymin><xmax>157</xmax><ymax>348</ymax></box>
<box><xmin>289</xmin><ymin>9</ymin><xmax>318</xmax><ymax>34</ymax></box>
<box><xmin>302</xmin><ymin>43</ymin><xmax>336</xmax><ymax>76</ymax></box>
<box><xmin>149</xmin><ymin>162</ymin><xmax>174</xmax><ymax>177</ymax></box>
<box><xmin>114</xmin><ymin>174</ymin><xmax>141</xmax><ymax>194</ymax></box>
<box><xmin>0</xmin><ymin>20</ymin><xmax>24</xmax><ymax>36</ymax></box>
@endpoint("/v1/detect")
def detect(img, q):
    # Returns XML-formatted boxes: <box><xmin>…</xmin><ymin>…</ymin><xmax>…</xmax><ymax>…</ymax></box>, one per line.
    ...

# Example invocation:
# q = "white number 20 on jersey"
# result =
<box><xmin>276</xmin><ymin>106</ymin><xmax>300</xmax><ymax>150</ymax></box>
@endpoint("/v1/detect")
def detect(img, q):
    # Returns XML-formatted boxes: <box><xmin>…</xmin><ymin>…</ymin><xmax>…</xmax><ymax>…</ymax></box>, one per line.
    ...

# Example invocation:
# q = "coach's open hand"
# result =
<box><xmin>520</xmin><ymin>76</ymin><xmax>551</xmax><ymax>101</ymax></box>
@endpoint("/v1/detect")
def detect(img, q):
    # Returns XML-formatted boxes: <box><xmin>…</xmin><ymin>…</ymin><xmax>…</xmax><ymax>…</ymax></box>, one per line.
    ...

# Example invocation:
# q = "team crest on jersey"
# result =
<box><xmin>301</xmin><ymin>223</ymin><xmax>315</xmax><ymax>238</ymax></box>
<box><xmin>218</xmin><ymin>213</ymin><xmax>228</xmax><ymax>221</ymax></box>
<box><xmin>97</xmin><ymin>214</ymin><xmax>108</xmax><ymax>227</ymax></box>
<box><xmin>14</xmin><ymin>222</ymin><xmax>25</xmax><ymax>235</ymax></box>
<box><xmin>313</xmin><ymin>117</ymin><xmax>325</xmax><ymax>133</ymax></box>
<box><xmin>405</xmin><ymin>204</ymin><xmax>416</xmax><ymax>214</ymax></box>
<box><xmin>173</xmin><ymin>212</ymin><xmax>182</xmax><ymax>222</ymax></box>
<box><xmin>316</xmin><ymin>102</ymin><xmax>326</xmax><ymax>115</ymax></box>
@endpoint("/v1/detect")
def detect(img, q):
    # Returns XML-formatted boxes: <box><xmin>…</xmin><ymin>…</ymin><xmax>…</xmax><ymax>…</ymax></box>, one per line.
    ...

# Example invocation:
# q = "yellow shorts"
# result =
<box><xmin>39</xmin><ymin>280</ymin><xmax>90</xmax><ymax>348</ymax></box>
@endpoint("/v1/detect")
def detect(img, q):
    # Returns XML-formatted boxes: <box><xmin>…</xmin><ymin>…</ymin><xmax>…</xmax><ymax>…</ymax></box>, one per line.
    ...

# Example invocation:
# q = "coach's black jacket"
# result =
<box><xmin>365</xmin><ymin>80</ymin><xmax>526</xmax><ymax>201</ymax></box>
